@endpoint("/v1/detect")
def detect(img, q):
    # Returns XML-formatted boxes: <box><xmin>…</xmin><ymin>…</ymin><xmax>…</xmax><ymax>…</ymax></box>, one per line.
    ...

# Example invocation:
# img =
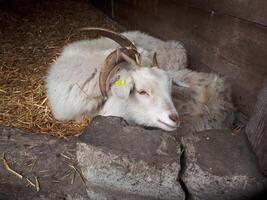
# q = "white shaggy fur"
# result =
<box><xmin>61</xmin><ymin>31</ymin><xmax>187</xmax><ymax>71</ymax></box>
<box><xmin>46</xmin><ymin>30</ymin><xmax>234</xmax><ymax>132</ymax></box>
<box><xmin>170</xmin><ymin>69</ymin><xmax>235</xmax><ymax>131</ymax></box>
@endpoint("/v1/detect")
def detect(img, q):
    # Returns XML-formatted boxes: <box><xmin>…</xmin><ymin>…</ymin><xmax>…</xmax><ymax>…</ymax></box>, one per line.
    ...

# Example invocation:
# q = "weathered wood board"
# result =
<box><xmin>172</xmin><ymin>0</ymin><xmax>267</xmax><ymax>26</ymax></box>
<box><xmin>92</xmin><ymin>0</ymin><xmax>267</xmax><ymax>117</ymax></box>
<box><xmin>246</xmin><ymin>78</ymin><xmax>267</xmax><ymax>176</ymax></box>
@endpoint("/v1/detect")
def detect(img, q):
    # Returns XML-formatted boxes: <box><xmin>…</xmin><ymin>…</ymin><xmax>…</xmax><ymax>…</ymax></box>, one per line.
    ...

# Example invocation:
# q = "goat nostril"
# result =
<box><xmin>169</xmin><ymin>114</ymin><xmax>179</xmax><ymax>123</ymax></box>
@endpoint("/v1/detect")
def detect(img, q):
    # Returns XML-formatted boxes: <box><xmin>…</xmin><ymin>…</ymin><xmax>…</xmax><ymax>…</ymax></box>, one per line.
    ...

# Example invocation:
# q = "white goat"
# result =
<box><xmin>46</xmin><ymin>28</ymin><xmax>182</xmax><ymax>131</ymax></box>
<box><xmin>46</xmin><ymin>28</ymin><xmax>234</xmax><ymax>132</ymax></box>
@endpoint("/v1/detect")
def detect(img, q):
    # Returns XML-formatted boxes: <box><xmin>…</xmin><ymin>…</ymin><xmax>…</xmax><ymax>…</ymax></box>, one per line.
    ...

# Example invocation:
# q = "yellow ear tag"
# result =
<box><xmin>114</xmin><ymin>79</ymin><xmax>126</xmax><ymax>86</ymax></box>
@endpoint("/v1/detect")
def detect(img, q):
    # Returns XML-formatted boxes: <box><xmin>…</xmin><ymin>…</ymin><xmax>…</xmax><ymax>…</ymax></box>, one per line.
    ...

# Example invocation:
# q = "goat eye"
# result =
<box><xmin>137</xmin><ymin>90</ymin><xmax>149</xmax><ymax>96</ymax></box>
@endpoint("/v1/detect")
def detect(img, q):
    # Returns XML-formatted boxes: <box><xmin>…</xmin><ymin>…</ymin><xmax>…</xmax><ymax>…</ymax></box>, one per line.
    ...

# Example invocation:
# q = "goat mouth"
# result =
<box><xmin>158</xmin><ymin>119</ymin><xmax>177</xmax><ymax>129</ymax></box>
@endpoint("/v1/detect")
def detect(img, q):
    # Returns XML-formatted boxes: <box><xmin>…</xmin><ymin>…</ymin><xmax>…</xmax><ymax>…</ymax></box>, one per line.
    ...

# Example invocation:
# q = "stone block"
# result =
<box><xmin>180</xmin><ymin>129</ymin><xmax>267</xmax><ymax>200</ymax></box>
<box><xmin>77</xmin><ymin>116</ymin><xmax>185</xmax><ymax>200</ymax></box>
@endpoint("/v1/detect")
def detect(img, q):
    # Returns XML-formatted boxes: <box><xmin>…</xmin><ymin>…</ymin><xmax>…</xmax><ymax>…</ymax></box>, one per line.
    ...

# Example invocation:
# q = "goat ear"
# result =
<box><xmin>111</xmin><ymin>77</ymin><xmax>134</xmax><ymax>99</ymax></box>
<box><xmin>151</xmin><ymin>52</ymin><xmax>159</xmax><ymax>68</ymax></box>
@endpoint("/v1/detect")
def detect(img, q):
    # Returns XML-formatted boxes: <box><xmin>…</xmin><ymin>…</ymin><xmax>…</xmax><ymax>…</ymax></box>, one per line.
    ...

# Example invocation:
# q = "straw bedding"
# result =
<box><xmin>0</xmin><ymin>0</ymin><xmax>123</xmax><ymax>136</ymax></box>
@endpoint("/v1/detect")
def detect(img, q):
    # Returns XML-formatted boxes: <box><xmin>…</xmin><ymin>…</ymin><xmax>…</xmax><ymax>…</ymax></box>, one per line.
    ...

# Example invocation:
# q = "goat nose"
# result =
<box><xmin>169</xmin><ymin>114</ymin><xmax>179</xmax><ymax>123</ymax></box>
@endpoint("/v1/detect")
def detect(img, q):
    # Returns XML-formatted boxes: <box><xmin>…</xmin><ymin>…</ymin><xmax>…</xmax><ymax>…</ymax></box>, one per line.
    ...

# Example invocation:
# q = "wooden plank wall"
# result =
<box><xmin>173</xmin><ymin>0</ymin><xmax>267</xmax><ymax>26</ymax></box>
<box><xmin>246</xmin><ymin>78</ymin><xmax>267</xmax><ymax>175</ymax></box>
<box><xmin>91</xmin><ymin>0</ymin><xmax>267</xmax><ymax>117</ymax></box>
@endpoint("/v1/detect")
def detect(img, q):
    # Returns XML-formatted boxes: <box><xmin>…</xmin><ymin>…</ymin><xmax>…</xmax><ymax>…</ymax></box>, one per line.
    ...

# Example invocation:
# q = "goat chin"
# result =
<box><xmin>99</xmin><ymin>99</ymin><xmax>179</xmax><ymax>132</ymax></box>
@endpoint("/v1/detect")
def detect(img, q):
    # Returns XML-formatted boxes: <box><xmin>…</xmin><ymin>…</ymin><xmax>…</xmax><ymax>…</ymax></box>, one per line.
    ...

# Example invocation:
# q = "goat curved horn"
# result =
<box><xmin>99</xmin><ymin>48</ymin><xmax>140</xmax><ymax>97</ymax></box>
<box><xmin>152</xmin><ymin>52</ymin><xmax>159</xmax><ymax>67</ymax></box>
<box><xmin>79</xmin><ymin>27</ymin><xmax>137</xmax><ymax>50</ymax></box>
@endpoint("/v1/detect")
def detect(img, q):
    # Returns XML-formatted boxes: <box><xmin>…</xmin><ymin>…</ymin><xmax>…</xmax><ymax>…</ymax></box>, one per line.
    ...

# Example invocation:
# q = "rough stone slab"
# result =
<box><xmin>180</xmin><ymin>129</ymin><xmax>267</xmax><ymax>200</ymax></box>
<box><xmin>77</xmin><ymin>116</ymin><xmax>184</xmax><ymax>200</ymax></box>
<box><xmin>0</xmin><ymin>126</ymin><xmax>88</xmax><ymax>200</ymax></box>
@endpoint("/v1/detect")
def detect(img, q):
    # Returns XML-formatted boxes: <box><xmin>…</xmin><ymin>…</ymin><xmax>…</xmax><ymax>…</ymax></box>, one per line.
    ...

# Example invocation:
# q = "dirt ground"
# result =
<box><xmin>0</xmin><ymin>0</ymin><xmax>123</xmax><ymax>136</ymax></box>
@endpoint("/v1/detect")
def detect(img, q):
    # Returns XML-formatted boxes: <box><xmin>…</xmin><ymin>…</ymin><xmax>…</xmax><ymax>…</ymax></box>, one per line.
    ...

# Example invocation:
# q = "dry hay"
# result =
<box><xmin>0</xmin><ymin>0</ymin><xmax>123</xmax><ymax>136</ymax></box>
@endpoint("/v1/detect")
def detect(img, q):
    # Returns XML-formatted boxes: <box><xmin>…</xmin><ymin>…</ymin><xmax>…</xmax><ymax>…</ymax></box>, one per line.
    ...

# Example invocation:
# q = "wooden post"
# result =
<box><xmin>246</xmin><ymin>77</ymin><xmax>267</xmax><ymax>176</ymax></box>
